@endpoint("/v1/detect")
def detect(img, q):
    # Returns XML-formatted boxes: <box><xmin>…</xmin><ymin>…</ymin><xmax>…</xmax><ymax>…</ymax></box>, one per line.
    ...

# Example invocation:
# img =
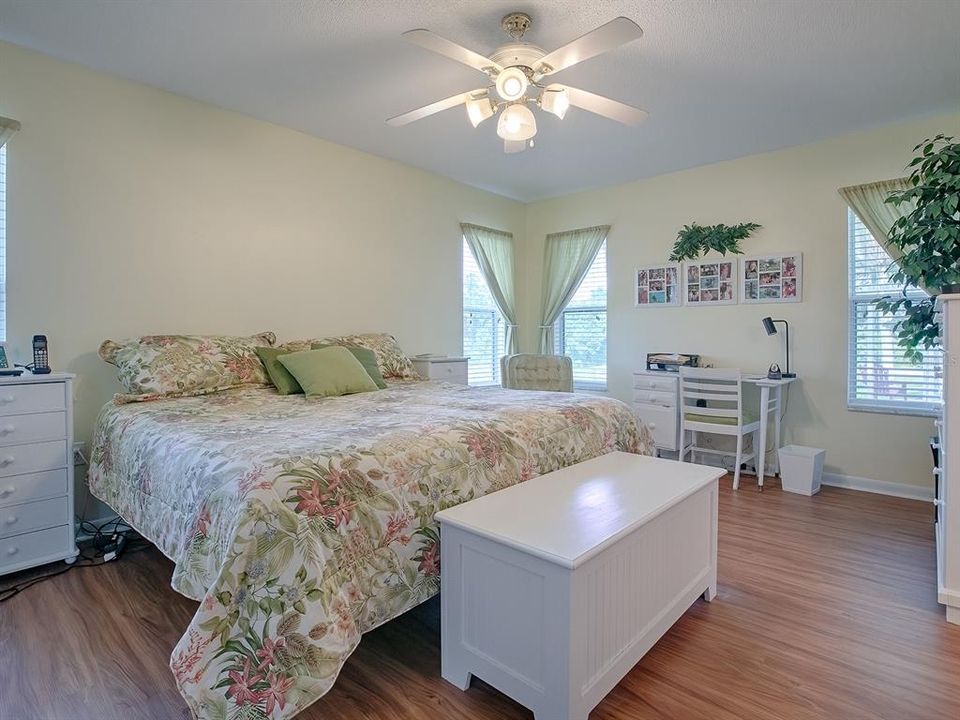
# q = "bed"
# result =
<box><xmin>88</xmin><ymin>379</ymin><xmax>651</xmax><ymax>720</ymax></box>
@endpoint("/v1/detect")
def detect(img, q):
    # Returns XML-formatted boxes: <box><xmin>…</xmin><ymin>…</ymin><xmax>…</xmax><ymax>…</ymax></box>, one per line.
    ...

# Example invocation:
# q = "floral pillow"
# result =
<box><xmin>281</xmin><ymin>333</ymin><xmax>419</xmax><ymax>380</ymax></box>
<box><xmin>99</xmin><ymin>332</ymin><xmax>276</xmax><ymax>402</ymax></box>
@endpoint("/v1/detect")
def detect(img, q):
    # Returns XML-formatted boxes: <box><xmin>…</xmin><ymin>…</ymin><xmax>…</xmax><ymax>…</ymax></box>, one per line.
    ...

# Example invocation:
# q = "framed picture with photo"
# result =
<box><xmin>683</xmin><ymin>258</ymin><xmax>738</xmax><ymax>306</ymax></box>
<box><xmin>635</xmin><ymin>263</ymin><xmax>681</xmax><ymax>307</ymax></box>
<box><xmin>741</xmin><ymin>252</ymin><xmax>802</xmax><ymax>303</ymax></box>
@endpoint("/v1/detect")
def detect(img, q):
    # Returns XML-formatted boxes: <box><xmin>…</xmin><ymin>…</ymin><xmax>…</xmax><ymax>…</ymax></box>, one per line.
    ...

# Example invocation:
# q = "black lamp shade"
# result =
<box><xmin>762</xmin><ymin>316</ymin><xmax>777</xmax><ymax>335</ymax></box>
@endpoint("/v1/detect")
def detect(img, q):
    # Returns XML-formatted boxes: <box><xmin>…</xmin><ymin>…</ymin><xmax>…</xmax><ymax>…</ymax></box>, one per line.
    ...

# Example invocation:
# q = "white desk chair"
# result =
<box><xmin>679</xmin><ymin>367</ymin><xmax>761</xmax><ymax>490</ymax></box>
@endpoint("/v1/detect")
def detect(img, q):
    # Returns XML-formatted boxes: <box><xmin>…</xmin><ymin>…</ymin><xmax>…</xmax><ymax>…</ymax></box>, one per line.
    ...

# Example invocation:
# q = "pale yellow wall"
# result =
<box><xmin>0</xmin><ymin>42</ymin><xmax>524</xmax><ymax>515</ymax></box>
<box><xmin>519</xmin><ymin>112</ymin><xmax>960</xmax><ymax>489</ymax></box>
<box><xmin>2</xmin><ymin>37</ymin><xmax>954</xmax><ymax>508</ymax></box>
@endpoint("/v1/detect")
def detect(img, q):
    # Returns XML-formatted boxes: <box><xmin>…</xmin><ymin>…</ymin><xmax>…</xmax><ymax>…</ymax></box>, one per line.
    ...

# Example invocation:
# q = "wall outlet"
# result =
<box><xmin>73</xmin><ymin>442</ymin><xmax>87</xmax><ymax>466</ymax></box>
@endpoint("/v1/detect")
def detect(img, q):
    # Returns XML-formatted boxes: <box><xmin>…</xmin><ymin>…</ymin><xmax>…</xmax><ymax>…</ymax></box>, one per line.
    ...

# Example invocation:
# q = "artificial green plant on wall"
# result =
<box><xmin>668</xmin><ymin>222</ymin><xmax>761</xmax><ymax>262</ymax></box>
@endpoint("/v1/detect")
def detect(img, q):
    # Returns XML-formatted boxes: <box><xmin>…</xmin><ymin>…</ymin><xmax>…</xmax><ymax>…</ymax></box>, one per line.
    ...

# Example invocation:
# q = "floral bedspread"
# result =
<box><xmin>88</xmin><ymin>381</ymin><xmax>652</xmax><ymax>720</ymax></box>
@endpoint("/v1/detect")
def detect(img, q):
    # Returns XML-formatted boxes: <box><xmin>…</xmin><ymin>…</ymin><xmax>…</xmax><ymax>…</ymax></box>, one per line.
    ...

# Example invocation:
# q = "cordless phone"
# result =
<box><xmin>32</xmin><ymin>335</ymin><xmax>51</xmax><ymax>374</ymax></box>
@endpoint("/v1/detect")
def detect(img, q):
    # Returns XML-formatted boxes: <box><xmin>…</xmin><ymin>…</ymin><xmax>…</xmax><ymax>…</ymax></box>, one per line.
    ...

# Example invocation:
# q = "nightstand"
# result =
<box><xmin>411</xmin><ymin>356</ymin><xmax>469</xmax><ymax>385</ymax></box>
<box><xmin>0</xmin><ymin>372</ymin><xmax>78</xmax><ymax>575</ymax></box>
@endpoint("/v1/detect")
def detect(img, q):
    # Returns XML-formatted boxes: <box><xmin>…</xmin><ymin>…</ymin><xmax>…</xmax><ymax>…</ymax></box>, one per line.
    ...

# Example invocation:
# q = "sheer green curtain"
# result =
<box><xmin>539</xmin><ymin>225</ymin><xmax>610</xmax><ymax>354</ymax></box>
<box><xmin>839</xmin><ymin>178</ymin><xmax>919</xmax><ymax>279</ymax></box>
<box><xmin>461</xmin><ymin>223</ymin><xmax>519</xmax><ymax>354</ymax></box>
<box><xmin>0</xmin><ymin>116</ymin><xmax>19</xmax><ymax>150</ymax></box>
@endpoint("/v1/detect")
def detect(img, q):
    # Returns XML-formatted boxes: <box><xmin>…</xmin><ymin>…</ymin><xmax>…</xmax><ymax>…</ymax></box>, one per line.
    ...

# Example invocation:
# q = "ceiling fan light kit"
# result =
<box><xmin>497</xmin><ymin>103</ymin><xmax>537</xmax><ymax>142</ymax></box>
<box><xmin>388</xmin><ymin>13</ymin><xmax>647</xmax><ymax>154</ymax></box>
<box><xmin>465</xmin><ymin>92</ymin><xmax>494</xmax><ymax>127</ymax></box>
<box><xmin>495</xmin><ymin>67</ymin><xmax>529</xmax><ymax>101</ymax></box>
<box><xmin>539</xmin><ymin>84</ymin><xmax>570</xmax><ymax>120</ymax></box>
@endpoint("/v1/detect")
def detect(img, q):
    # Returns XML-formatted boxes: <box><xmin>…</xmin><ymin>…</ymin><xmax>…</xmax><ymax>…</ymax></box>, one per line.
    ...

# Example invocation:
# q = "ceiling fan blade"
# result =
<box><xmin>402</xmin><ymin>29</ymin><xmax>502</xmax><ymax>76</ymax></box>
<box><xmin>536</xmin><ymin>17</ymin><xmax>643</xmax><ymax>77</ymax></box>
<box><xmin>504</xmin><ymin>139</ymin><xmax>527</xmax><ymax>154</ymax></box>
<box><xmin>563</xmin><ymin>85</ymin><xmax>648</xmax><ymax>126</ymax></box>
<box><xmin>386</xmin><ymin>90</ymin><xmax>483</xmax><ymax>127</ymax></box>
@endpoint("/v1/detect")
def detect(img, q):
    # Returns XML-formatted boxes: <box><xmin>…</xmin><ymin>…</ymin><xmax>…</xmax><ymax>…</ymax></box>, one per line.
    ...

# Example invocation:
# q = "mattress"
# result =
<box><xmin>88</xmin><ymin>380</ymin><xmax>651</xmax><ymax>719</ymax></box>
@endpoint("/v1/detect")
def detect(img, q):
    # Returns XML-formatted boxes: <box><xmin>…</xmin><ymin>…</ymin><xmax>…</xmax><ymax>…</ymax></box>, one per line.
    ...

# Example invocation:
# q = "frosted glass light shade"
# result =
<box><xmin>465</xmin><ymin>94</ymin><xmax>494</xmax><ymax>127</ymax></box>
<box><xmin>497</xmin><ymin>103</ymin><xmax>537</xmax><ymax>142</ymax></box>
<box><xmin>495</xmin><ymin>67</ymin><xmax>529</xmax><ymax>101</ymax></box>
<box><xmin>540</xmin><ymin>85</ymin><xmax>570</xmax><ymax>119</ymax></box>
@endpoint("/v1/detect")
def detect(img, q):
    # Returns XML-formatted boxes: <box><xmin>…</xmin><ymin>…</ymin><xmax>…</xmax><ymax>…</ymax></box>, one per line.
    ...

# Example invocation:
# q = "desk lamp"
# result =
<box><xmin>762</xmin><ymin>317</ymin><xmax>796</xmax><ymax>378</ymax></box>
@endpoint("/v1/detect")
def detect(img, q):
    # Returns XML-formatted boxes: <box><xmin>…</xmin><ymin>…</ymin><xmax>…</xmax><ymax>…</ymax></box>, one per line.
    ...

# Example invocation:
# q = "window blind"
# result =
<box><xmin>847</xmin><ymin>210</ymin><xmax>942</xmax><ymax>414</ymax></box>
<box><xmin>0</xmin><ymin>146</ymin><xmax>6</xmax><ymax>342</ymax></box>
<box><xmin>555</xmin><ymin>241</ymin><xmax>607</xmax><ymax>390</ymax></box>
<box><xmin>462</xmin><ymin>238</ymin><xmax>505</xmax><ymax>385</ymax></box>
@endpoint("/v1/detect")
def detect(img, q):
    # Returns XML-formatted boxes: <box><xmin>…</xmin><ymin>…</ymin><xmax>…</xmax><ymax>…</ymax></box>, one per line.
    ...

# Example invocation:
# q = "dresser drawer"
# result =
<box><xmin>424</xmin><ymin>361</ymin><xmax>468</xmax><ymax>384</ymax></box>
<box><xmin>0</xmin><ymin>411</ymin><xmax>67</xmax><ymax>447</ymax></box>
<box><xmin>0</xmin><ymin>469</ymin><xmax>69</xmax><ymax>509</ymax></box>
<box><xmin>633</xmin><ymin>374</ymin><xmax>678</xmax><ymax>393</ymax></box>
<box><xmin>0</xmin><ymin>496</ymin><xmax>70</xmax><ymax>539</ymax></box>
<box><xmin>0</xmin><ymin>440</ymin><xmax>68</xmax><ymax>478</ymax></box>
<box><xmin>634</xmin><ymin>403</ymin><xmax>679</xmax><ymax>451</ymax></box>
<box><xmin>0</xmin><ymin>383</ymin><xmax>66</xmax><ymax>416</ymax></box>
<box><xmin>0</xmin><ymin>524</ymin><xmax>74</xmax><ymax>573</ymax></box>
<box><xmin>632</xmin><ymin>389</ymin><xmax>676</xmax><ymax>407</ymax></box>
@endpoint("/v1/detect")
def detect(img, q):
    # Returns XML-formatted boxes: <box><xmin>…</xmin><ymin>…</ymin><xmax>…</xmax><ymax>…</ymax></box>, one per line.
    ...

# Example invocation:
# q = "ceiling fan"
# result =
<box><xmin>386</xmin><ymin>12</ymin><xmax>647</xmax><ymax>154</ymax></box>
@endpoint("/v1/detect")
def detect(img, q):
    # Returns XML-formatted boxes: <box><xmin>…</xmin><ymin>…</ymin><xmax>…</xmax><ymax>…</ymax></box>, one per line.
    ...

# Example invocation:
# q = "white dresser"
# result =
<box><xmin>411</xmin><ymin>356</ymin><xmax>469</xmax><ymax>385</ymax></box>
<box><xmin>631</xmin><ymin>369</ymin><xmax>681</xmax><ymax>453</ymax></box>
<box><xmin>0</xmin><ymin>372</ymin><xmax>78</xmax><ymax>575</ymax></box>
<box><xmin>936</xmin><ymin>294</ymin><xmax>960</xmax><ymax>624</ymax></box>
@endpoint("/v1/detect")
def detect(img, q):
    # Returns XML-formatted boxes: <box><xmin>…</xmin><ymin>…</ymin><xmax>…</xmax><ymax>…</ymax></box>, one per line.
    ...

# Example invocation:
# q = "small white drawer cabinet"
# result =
<box><xmin>632</xmin><ymin>370</ymin><xmax>681</xmax><ymax>453</ymax></box>
<box><xmin>411</xmin><ymin>356</ymin><xmax>469</xmax><ymax>385</ymax></box>
<box><xmin>0</xmin><ymin>372</ymin><xmax>78</xmax><ymax>575</ymax></box>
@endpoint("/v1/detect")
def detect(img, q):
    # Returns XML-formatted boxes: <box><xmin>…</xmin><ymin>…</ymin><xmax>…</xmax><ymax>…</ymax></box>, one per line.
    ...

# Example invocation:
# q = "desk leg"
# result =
<box><xmin>757</xmin><ymin>385</ymin><xmax>770</xmax><ymax>490</ymax></box>
<box><xmin>772</xmin><ymin>386</ymin><xmax>783</xmax><ymax>476</ymax></box>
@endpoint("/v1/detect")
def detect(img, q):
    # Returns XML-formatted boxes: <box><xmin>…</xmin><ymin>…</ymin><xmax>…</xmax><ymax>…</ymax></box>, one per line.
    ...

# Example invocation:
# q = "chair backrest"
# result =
<box><xmin>679</xmin><ymin>367</ymin><xmax>744</xmax><ymax>425</ymax></box>
<box><xmin>500</xmin><ymin>354</ymin><xmax>574</xmax><ymax>392</ymax></box>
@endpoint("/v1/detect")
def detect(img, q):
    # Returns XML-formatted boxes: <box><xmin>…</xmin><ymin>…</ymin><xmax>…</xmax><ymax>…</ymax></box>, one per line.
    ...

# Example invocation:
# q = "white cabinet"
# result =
<box><xmin>937</xmin><ymin>295</ymin><xmax>960</xmax><ymax>624</ymax></box>
<box><xmin>411</xmin><ymin>356</ymin><xmax>469</xmax><ymax>385</ymax></box>
<box><xmin>632</xmin><ymin>370</ymin><xmax>680</xmax><ymax>452</ymax></box>
<box><xmin>0</xmin><ymin>373</ymin><xmax>77</xmax><ymax>575</ymax></box>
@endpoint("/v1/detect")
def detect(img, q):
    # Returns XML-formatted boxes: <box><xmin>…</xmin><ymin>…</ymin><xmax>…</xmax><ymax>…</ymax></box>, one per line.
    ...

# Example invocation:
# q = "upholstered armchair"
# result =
<box><xmin>500</xmin><ymin>354</ymin><xmax>574</xmax><ymax>393</ymax></box>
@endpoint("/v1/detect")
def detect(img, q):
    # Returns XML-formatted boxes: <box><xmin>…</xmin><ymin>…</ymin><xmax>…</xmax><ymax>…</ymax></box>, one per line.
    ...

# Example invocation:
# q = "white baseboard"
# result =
<box><xmin>821</xmin><ymin>472</ymin><xmax>934</xmax><ymax>501</ymax></box>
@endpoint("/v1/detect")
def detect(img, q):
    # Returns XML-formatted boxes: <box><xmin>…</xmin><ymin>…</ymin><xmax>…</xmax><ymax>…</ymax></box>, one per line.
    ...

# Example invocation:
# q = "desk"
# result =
<box><xmin>631</xmin><ymin>371</ymin><xmax>797</xmax><ymax>489</ymax></box>
<box><xmin>742</xmin><ymin>375</ymin><xmax>797</xmax><ymax>489</ymax></box>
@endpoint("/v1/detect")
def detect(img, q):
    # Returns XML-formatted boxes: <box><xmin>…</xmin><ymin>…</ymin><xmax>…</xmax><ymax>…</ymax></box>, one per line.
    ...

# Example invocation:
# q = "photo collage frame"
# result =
<box><xmin>684</xmin><ymin>258</ymin><xmax>737</xmax><ymax>305</ymax></box>
<box><xmin>635</xmin><ymin>253</ymin><xmax>802</xmax><ymax>307</ymax></box>
<box><xmin>635</xmin><ymin>264</ymin><xmax>680</xmax><ymax>307</ymax></box>
<box><xmin>741</xmin><ymin>253</ymin><xmax>802</xmax><ymax>303</ymax></box>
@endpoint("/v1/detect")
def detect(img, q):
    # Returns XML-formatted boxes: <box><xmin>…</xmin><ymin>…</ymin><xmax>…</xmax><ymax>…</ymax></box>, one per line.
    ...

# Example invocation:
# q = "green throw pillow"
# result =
<box><xmin>255</xmin><ymin>346</ymin><xmax>303</xmax><ymax>395</ymax></box>
<box><xmin>311</xmin><ymin>343</ymin><xmax>387</xmax><ymax>389</ymax></box>
<box><xmin>278</xmin><ymin>347</ymin><xmax>379</xmax><ymax>398</ymax></box>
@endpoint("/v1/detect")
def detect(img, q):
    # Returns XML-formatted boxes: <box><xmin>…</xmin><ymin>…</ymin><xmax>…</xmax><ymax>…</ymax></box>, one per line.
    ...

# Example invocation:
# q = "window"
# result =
<box><xmin>463</xmin><ymin>238</ymin><xmax>505</xmax><ymax>385</ymax></box>
<box><xmin>0</xmin><ymin>145</ymin><xmax>5</xmax><ymax>341</ymax></box>
<box><xmin>847</xmin><ymin>210</ymin><xmax>942</xmax><ymax>415</ymax></box>
<box><xmin>555</xmin><ymin>241</ymin><xmax>607</xmax><ymax>390</ymax></box>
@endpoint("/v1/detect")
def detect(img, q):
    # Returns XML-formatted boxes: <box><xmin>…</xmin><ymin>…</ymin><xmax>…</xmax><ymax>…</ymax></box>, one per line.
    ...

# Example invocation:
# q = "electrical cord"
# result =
<box><xmin>0</xmin><ymin>515</ymin><xmax>150</xmax><ymax>603</ymax></box>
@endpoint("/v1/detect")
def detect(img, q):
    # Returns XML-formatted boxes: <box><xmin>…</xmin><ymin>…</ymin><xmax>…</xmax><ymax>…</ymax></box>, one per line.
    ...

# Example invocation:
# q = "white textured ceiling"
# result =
<box><xmin>1</xmin><ymin>0</ymin><xmax>958</xmax><ymax>201</ymax></box>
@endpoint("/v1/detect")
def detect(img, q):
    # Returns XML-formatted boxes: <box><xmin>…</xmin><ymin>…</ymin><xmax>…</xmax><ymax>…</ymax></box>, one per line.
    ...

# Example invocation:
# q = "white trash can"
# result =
<box><xmin>777</xmin><ymin>445</ymin><xmax>825</xmax><ymax>496</ymax></box>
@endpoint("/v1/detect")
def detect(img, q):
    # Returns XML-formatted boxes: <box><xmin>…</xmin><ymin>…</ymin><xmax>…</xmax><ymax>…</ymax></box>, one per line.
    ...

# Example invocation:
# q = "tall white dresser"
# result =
<box><xmin>936</xmin><ymin>294</ymin><xmax>960</xmax><ymax>624</ymax></box>
<box><xmin>631</xmin><ymin>370</ymin><xmax>681</xmax><ymax>454</ymax></box>
<box><xmin>0</xmin><ymin>372</ymin><xmax>78</xmax><ymax>575</ymax></box>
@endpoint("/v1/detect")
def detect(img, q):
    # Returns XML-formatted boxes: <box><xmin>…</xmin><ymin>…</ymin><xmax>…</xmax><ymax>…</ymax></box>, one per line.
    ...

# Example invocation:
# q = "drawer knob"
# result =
<box><xmin>0</xmin><ymin>485</ymin><xmax>13</xmax><ymax>497</ymax></box>
<box><xmin>0</xmin><ymin>456</ymin><xmax>13</xmax><ymax>467</ymax></box>
<box><xmin>0</xmin><ymin>396</ymin><xmax>13</xmax><ymax>404</ymax></box>
<box><xmin>649</xmin><ymin>422</ymin><xmax>657</xmax><ymax>429</ymax></box>
<box><xmin>0</xmin><ymin>425</ymin><xmax>13</xmax><ymax>435</ymax></box>
<box><xmin>6</xmin><ymin>546</ymin><xmax>17</xmax><ymax>556</ymax></box>
<box><xmin>4</xmin><ymin>515</ymin><xmax>16</xmax><ymax>525</ymax></box>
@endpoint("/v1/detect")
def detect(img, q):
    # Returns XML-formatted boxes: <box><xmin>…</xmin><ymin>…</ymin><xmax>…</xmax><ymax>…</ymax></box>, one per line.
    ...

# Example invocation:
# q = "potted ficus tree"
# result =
<box><xmin>668</xmin><ymin>222</ymin><xmax>761</xmax><ymax>262</ymax></box>
<box><xmin>877</xmin><ymin>134</ymin><xmax>960</xmax><ymax>362</ymax></box>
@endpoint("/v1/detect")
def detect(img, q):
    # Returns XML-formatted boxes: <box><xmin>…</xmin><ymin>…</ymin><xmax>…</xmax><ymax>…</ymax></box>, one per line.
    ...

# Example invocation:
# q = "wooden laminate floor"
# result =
<box><xmin>2</xmin><ymin>477</ymin><xmax>959</xmax><ymax>720</ymax></box>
